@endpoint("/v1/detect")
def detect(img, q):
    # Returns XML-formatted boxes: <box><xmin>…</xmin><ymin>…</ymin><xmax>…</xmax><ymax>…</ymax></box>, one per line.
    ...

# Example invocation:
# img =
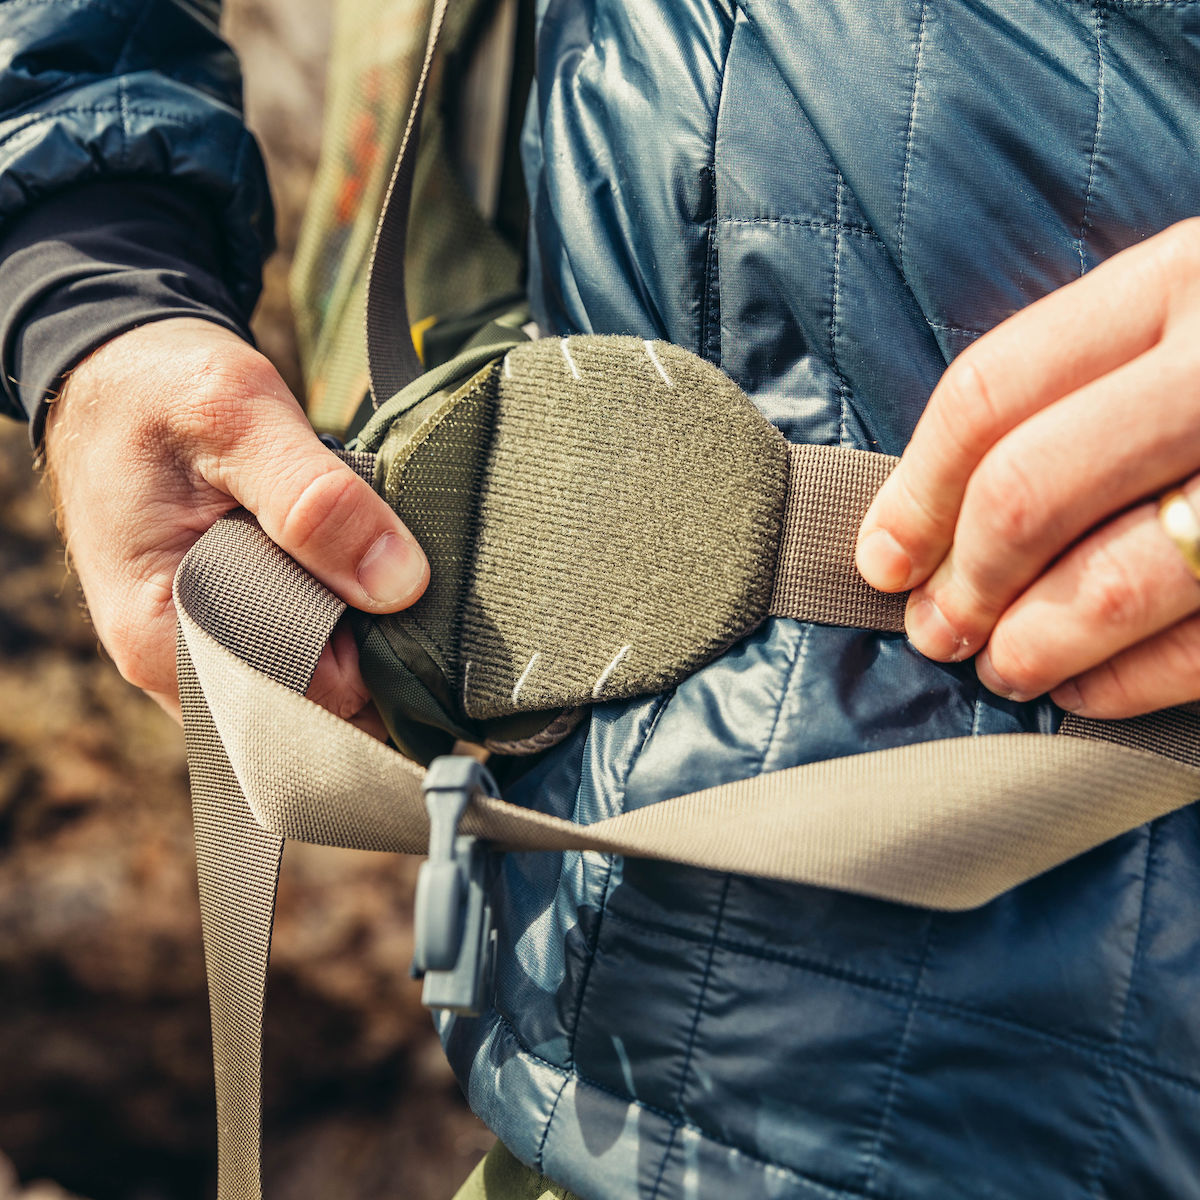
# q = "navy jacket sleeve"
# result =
<box><xmin>0</xmin><ymin>178</ymin><xmax>253</xmax><ymax>442</ymax></box>
<box><xmin>0</xmin><ymin>0</ymin><xmax>274</xmax><ymax>416</ymax></box>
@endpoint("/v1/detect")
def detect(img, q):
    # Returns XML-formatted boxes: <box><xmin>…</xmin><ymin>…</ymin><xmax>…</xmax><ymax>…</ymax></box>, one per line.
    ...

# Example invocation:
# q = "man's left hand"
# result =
<box><xmin>856</xmin><ymin>218</ymin><xmax>1200</xmax><ymax>719</ymax></box>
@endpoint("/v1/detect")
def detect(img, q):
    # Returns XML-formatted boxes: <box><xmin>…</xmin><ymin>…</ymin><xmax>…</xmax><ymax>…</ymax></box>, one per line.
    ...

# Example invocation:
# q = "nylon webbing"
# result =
<box><xmin>178</xmin><ymin>447</ymin><xmax>1200</xmax><ymax>1200</ymax></box>
<box><xmin>771</xmin><ymin>444</ymin><xmax>906</xmax><ymax>631</ymax></box>
<box><xmin>364</xmin><ymin>0</ymin><xmax>447</xmax><ymax>406</ymax></box>
<box><xmin>179</xmin><ymin>513</ymin><xmax>343</xmax><ymax>1200</ymax></box>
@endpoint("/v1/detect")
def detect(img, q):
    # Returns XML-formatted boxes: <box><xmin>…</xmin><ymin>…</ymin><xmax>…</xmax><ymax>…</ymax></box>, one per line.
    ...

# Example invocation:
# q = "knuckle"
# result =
<box><xmin>181</xmin><ymin>359</ymin><xmax>272</xmax><ymax>442</ymax></box>
<box><xmin>1077</xmin><ymin>541</ymin><xmax>1149</xmax><ymax>631</ymax></box>
<box><xmin>102</xmin><ymin>578</ymin><xmax>176</xmax><ymax>694</ymax></box>
<box><xmin>1161</xmin><ymin>216</ymin><xmax>1200</xmax><ymax>267</ymax></box>
<box><xmin>1077</xmin><ymin>658</ymin><xmax>1139</xmax><ymax>718</ymax></box>
<box><xmin>326</xmin><ymin>684</ymin><xmax>371</xmax><ymax>723</ymax></box>
<box><xmin>1166</xmin><ymin>618</ymin><xmax>1200</xmax><ymax>682</ymax></box>
<box><xmin>1143</xmin><ymin>218</ymin><xmax>1200</xmax><ymax>290</ymax></box>
<box><xmin>307</xmin><ymin>648</ymin><xmax>371</xmax><ymax>721</ymax></box>
<box><xmin>966</xmin><ymin>451</ymin><xmax>1043</xmax><ymax>552</ymax></box>
<box><xmin>276</xmin><ymin>465</ymin><xmax>364</xmax><ymax>554</ymax></box>
<box><xmin>115</xmin><ymin>649</ymin><xmax>158</xmax><ymax>694</ymax></box>
<box><xmin>889</xmin><ymin>464</ymin><xmax>947</xmax><ymax>534</ymax></box>
<box><xmin>105</xmin><ymin>618</ymin><xmax>159</xmax><ymax>692</ymax></box>
<box><xmin>932</xmin><ymin>353</ymin><xmax>1001</xmax><ymax>455</ymax></box>
<box><xmin>154</xmin><ymin>343</ymin><xmax>286</xmax><ymax>455</ymax></box>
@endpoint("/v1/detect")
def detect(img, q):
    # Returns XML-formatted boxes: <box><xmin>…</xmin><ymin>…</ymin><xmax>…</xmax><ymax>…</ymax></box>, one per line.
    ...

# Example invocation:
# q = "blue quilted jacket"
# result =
<box><xmin>6</xmin><ymin>2</ymin><xmax>1200</xmax><ymax>1197</ymax></box>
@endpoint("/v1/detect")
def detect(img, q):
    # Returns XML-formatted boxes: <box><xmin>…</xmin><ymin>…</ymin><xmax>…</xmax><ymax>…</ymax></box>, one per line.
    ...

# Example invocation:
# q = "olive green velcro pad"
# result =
<box><xmin>374</xmin><ymin>335</ymin><xmax>790</xmax><ymax>724</ymax></box>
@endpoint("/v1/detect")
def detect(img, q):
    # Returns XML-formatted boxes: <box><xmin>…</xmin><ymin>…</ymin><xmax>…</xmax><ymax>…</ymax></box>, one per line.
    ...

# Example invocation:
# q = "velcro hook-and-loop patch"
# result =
<box><xmin>374</xmin><ymin>334</ymin><xmax>790</xmax><ymax>723</ymax></box>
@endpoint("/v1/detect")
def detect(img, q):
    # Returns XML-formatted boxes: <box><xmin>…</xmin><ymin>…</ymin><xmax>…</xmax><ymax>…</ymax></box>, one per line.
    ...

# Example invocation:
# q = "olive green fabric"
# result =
<box><xmin>350</xmin><ymin>329</ymin><xmax>920</xmax><ymax>759</ymax></box>
<box><xmin>353</xmin><ymin>331</ymin><xmax>919</xmax><ymax>760</ymax></box>
<box><xmin>350</xmin><ymin>322</ymin><xmax>533</xmax><ymax>757</ymax></box>
<box><xmin>454</xmin><ymin>1142</ymin><xmax>581</xmax><ymax>1200</ymax></box>
<box><xmin>369</xmin><ymin>334</ymin><xmax>789</xmax><ymax>735</ymax></box>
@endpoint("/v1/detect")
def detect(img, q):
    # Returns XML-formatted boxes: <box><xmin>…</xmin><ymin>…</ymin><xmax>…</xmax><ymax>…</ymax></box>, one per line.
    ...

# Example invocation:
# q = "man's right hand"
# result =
<box><xmin>43</xmin><ymin>317</ymin><xmax>429</xmax><ymax>730</ymax></box>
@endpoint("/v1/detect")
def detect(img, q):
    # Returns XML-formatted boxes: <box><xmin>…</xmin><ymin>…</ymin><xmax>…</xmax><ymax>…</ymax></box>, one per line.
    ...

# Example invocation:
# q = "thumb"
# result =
<box><xmin>213</xmin><ymin>394</ymin><xmax>429</xmax><ymax>613</ymax></box>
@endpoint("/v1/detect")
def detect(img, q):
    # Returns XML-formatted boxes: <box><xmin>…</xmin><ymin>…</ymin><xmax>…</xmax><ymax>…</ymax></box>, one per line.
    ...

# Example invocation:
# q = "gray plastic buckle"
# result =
<box><xmin>412</xmin><ymin>756</ymin><xmax>499</xmax><ymax>1015</ymax></box>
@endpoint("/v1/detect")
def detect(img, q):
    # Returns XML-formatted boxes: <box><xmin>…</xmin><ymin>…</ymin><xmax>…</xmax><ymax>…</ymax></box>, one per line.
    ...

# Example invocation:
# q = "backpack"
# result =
<box><xmin>177</xmin><ymin>3</ymin><xmax>1200</xmax><ymax>1196</ymax></box>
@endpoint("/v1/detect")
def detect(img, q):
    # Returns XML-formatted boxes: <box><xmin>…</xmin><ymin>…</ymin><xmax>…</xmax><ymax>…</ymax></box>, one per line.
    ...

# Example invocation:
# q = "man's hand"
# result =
<box><xmin>44</xmin><ymin>318</ymin><xmax>428</xmax><ymax>730</ymax></box>
<box><xmin>856</xmin><ymin>219</ymin><xmax>1200</xmax><ymax>719</ymax></box>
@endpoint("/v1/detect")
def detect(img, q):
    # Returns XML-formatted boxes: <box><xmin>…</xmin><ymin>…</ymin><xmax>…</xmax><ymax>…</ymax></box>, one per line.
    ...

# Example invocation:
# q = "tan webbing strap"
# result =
<box><xmin>1059</xmin><ymin>703</ymin><xmax>1200</xmax><ymax>766</ymax></box>
<box><xmin>771</xmin><ymin>444</ymin><xmax>906</xmax><ymax>631</ymax></box>
<box><xmin>177</xmin><ymin>445</ymin><xmax>1200</xmax><ymax>1200</ymax></box>
<box><xmin>182</xmin><ymin>553</ymin><xmax>1200</xmax><ymax>903</ymax></box>
<box><xmin>179</xmin><ymin>513</ymin><xmax>345</xmax><ymax>1200</ymax></box>
<box><xmin>180</xmin><ymin>510</ymin><xmax>1200</xmax><ymax>903</ymax></box>
<box><xmin>364</xmin><ymin>0</ymin><xmax>447</xmax><ymax>406</ymax></box>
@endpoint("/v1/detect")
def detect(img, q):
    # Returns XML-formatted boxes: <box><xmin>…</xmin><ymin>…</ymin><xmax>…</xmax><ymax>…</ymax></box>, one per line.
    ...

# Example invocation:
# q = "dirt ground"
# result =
<box><xmin>0</xmin><ymin>3</ymin><xmax>493</xmax><ymax>1196</ymax></box>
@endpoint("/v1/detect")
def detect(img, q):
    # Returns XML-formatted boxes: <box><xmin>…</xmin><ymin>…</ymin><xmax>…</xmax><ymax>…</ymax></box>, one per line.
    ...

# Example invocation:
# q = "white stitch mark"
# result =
<box><xmin>643</xmin><ymin>341</ymin><xmax>673</xmax><ymax>388</ymax></box>
<box><xmin>833</xmin><ymin>178</ymin><xmax>849</xmax><ymax>448</ymax></box>
<box><xmin>512</xmin><ymin>652</ymin><xmax>542</xmax><ymax>705</ymax></box>
<box><xmin>896</xmin><ymin>0</ymin><xmax>929</xmax><ymax>274</ymax></box>
<box><xmin>592</xmin><ymin>645</ymin><xmax>632</xmax><ymax>699</ymax></box>
<box><xmin>503</xmin><ymin>352</ymin><xmax>512</xmax><ymax>379</ymax></box>
<box><xmin>462</xmin><ymin>660</ymin><xmax>473</xmax><ymax>705</ymax></box>
<box><xmin>1077</xmin><ymin>5</ymin><xmax>1105</xmax><ymax>276</ymax></box>
<box><xmin>560</xmin><ymin>338</ymin><xmax>581</xmax><ymax>380</ymax></box>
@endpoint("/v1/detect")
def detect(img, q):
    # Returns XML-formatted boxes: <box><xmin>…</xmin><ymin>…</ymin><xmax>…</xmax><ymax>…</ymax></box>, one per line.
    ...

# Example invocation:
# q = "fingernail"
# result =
<box><xmin>857</xmin><ymin>528</ymin><xmax>913</xmax><ymax>591</ymax></box>
<box><xmin>907</xmin><ymin>596</ymin><xmax>967</xmax><ymax>661</ymax></box>
<box><xmin>356</xmin><ymin>532</ymin><xmax>426</xmax><ymax>607</ymax></box>
<box><xmin>976</xmin><ymin>647</ymin><xmax>1033</xmax><ymax>703</ymax></box>
<box><xmin>1052</xmin><ymin>680</ymin><xmax>1084</xmax><ymax>713</ymax></box>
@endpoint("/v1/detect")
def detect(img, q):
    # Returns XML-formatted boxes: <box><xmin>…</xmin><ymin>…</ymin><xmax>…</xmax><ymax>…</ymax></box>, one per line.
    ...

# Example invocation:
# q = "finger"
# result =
<box><xmin>211</xmin><ymin>398</ymin><xmax>429</xmax><ymax>613</ymax></box>
<box><xmin>306</xmin><ymin>620</ymin><xmax>372</xmax><ymax>721</ymax></box>
<box><xmin>305</xmin><ymin>621</ymin><xmax>391</xmax><ymax>741</ymax></box>
<box><xmin>857</xmin><ymin>228</ymin><xmax>1178</xmax><ymax>592</ymax></box>
<box><xmin>972</xmin><ymin>490</ymin><xmax>1200</xmax><ymax>701</ymax></box>
<box><xmin>1051</xmin><ymin>612</ymin><xmax>1200</xmax><ymax>719</ymax></box>
<box><xmin>347</xmin><ymin>703</ymin><xmax>390</xmax><ymax>742</ymax></box>
<box><xmin>906</xmin><ymin>342</ymin><xmax>1200</xmax><ymax>660</ymax></box>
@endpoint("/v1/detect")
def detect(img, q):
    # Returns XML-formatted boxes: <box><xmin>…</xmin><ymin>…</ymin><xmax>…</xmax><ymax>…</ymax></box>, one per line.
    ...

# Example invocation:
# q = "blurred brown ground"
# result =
<box><xmin>0</xmin><ymin>2</ymin><xmax>494</xmax><ymax>1196</ymax></box>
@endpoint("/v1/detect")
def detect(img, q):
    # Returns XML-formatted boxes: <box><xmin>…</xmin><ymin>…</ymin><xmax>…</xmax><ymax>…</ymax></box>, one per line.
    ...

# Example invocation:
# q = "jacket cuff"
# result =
<box><xmin>0</xmin><ymin>178</ymin><xmax>254</xmax><ymax>445</ymax></box>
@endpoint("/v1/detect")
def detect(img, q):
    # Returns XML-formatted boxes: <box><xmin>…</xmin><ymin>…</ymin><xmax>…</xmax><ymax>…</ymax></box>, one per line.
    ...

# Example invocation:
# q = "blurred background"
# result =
<box><xmin>0</xmin><ymin>1</ymin><xmax>494</xmax><ymax>1195</ymax></box>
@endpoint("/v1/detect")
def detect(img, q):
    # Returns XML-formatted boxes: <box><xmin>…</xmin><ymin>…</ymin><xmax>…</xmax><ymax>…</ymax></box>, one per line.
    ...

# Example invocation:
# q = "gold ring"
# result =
<box><xmin>1157</xmin><ymin>488</ymin><xmax>1200</xmax><ymax>582</ymax></box>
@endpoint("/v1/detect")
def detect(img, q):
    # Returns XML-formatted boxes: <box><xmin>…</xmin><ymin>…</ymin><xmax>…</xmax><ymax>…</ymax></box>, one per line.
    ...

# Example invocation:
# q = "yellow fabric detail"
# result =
<box><xmin>411</xmin><ymin>312</ymin><xmax>437</xmax><ymax>362</ymax></box>
<box><xmin>453</xmin><ymin>1142</ymin><xmax>580</xmax><ymax>1200</ymax></box>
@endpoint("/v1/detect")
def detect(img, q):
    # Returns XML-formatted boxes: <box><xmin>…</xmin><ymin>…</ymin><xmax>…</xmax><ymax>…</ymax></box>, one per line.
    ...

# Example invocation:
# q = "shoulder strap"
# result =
<box><xmin>365</xmin><ymin>0</ymin><xmax>448</xmax><ymax>406</ymax></box>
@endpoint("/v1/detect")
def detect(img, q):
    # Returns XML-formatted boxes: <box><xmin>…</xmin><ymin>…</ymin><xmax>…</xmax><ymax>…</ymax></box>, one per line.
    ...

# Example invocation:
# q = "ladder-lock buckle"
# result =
<box><xmin>412</xmin><ymin>755</ymin><xmax>498</xmax><ymax>1015</ymax></box>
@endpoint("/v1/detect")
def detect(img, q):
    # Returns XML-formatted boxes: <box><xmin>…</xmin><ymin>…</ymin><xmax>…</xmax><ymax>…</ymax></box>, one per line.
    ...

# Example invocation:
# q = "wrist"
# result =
<box><xmin>0</xmin><ymin>179</ymin><xmax>255</xmax><ymax>443</ymax></box>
